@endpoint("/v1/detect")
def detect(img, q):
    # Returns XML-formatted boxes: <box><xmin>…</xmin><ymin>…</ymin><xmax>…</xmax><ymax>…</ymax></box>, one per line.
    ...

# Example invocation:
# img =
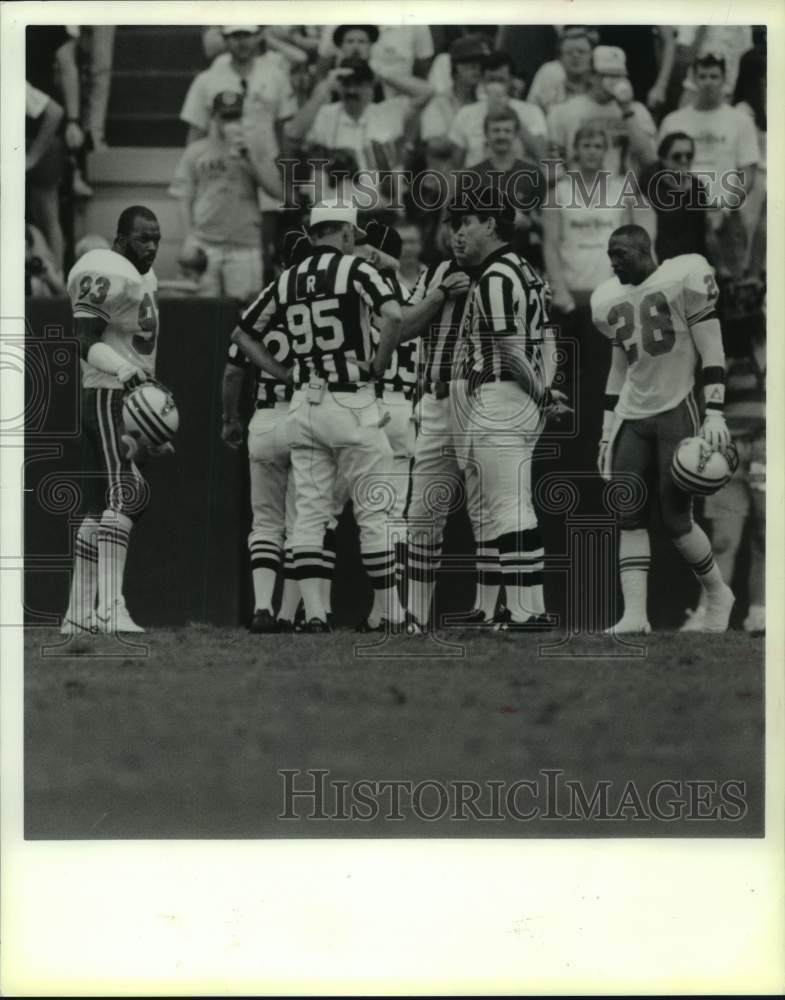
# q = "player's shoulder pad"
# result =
<box><xmin>68</xmin><ymin>248</ymin><xmax>138</xmax><ymax>284</ymax></box>
<box><xmin>590</xmin><ymin>274</ymin><xmax>622</xmax><ymax>312</ymax></box>
<box><xmin>659</xmin><ymin>252</ymin><xmax>713</xmax><ymax>282</ymax></box>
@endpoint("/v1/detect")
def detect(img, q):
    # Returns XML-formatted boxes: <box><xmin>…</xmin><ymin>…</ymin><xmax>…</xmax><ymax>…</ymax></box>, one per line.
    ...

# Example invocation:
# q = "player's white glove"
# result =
<box><xmin>701</xmin><ymin>411</ymin><xmax>731</xmax><ymax>451</ymax></box>
<box><xmin>597</xmin><ymin>439</ymin><xmax>610</xmax><ymax>479</ymax></box>
<box><xmin>221</xmin><ymin>418</ymin><xmax>244</xmax><ymax>450</ymax></box>
<box><xmin>117</xmin><ymin>362</ymin><xmax>147</xmax><ymax>389</ymax></box>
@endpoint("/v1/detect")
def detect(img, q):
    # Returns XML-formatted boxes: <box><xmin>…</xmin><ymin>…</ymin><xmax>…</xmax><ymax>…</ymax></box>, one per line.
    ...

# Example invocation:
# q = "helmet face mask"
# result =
<box><xmin>671</xmin><ymin>436</ymin><xmax>739</xmax><ymax>495</ymax></box>
<box><xmin>122</xmin><ymin>383</ymin><xmax>179</xmax><ymax>450</ymax></box>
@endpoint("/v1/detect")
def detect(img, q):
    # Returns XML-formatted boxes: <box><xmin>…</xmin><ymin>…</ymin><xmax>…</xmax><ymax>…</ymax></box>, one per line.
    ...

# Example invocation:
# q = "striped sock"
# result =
<box><xmin>475</xmin><ymin>539</ymin><xmax>502</xmax><ymax>618</ymax></box>
<box><xmin>249</xmin><ymin>538</ymin><xmax>282</xmax><ymax>612</ymax></box>
<box><xmin>320</xmin><ymin>528</ymin><xmax>337</xmax><ymax>614</ymax></box>
<box><xmin>293</xmin><ymin>546</ymin><xmax>327</xmax><ymax>621</ymax></box>
<box><xmin>64</xmin><ymin>516</ymin><xmax>99</xmax><ymax>625</ymax></box>
<box><xmin>364</xmin><ymin>548</ymin><xmax>403</xmax><ymax>625</ymax></box>
<box><xmin>278</xmin><ymin>548</ymin><xmax>300</xmax><ymax>621</ymax></box>
<box><xmin>406</xmin><ymin>536</ymin><xmax>442</xmax><ymax>626</ymax></box>
<box><xmin>498</xmin><ymin>528</ymin><xmax>544</xmax><ymax>622</ymax></box>
<box><xmin>672</xmin><ymin>525</ymin><xmax>725</xmax><ymax>594</ymax></box>
<box><xmin>619</xmin><ymin>528</ymin><xmax>651</xmax><ymax>621</ymax></box>
<box><xmin>97</xmin><ymin>510</ymin><xmax>132</xmax><ymax>613</ymax></box>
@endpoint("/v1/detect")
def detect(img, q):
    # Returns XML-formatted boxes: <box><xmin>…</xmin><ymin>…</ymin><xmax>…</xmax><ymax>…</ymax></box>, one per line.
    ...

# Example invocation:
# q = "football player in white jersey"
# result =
<box><xmin>61</xmin><ymin>205</ymin><xmax>162</xmax><ymax>635</ymax></box>
<box><xmin>592</xmin><ymin>225</ymin><xmax>735</xmax><ymax>633</ymax></box>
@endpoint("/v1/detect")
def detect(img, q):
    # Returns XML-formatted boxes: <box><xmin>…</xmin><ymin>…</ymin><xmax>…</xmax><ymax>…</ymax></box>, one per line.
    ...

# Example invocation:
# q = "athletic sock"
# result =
<box><xmin>64</xmin><ymin>516</ymin><xmax>99</xmax><ymax>624</ymax></box>
<box><xmin>474</xmin><ymin>539</ymin><xmax>501</xmax><ymax>618</ymax></box>
<box><xmin>364</xmin><ymin>547</ymin><xmax>402</xmax><ymax>625</ymax></box>
<box><xmin>672</xmin><ymin>524</ymin><xmax>726</xmax><ymax>595</ymax></box>
<box><xmin>293</xmin><ymin>546</ymin><xmax>327</xmax><ymax>621</ymax></box>
<box><xmin>249</xmin><ymin>538</ymin><xmax>281</xmax><ymax>611</ymax></box>
<box><xmin>320</xmin><ymin>528</ymin><xmax>337</xmax><ymax>615</ymax></box>
<box><xmin>406</xmin><ymin>535</ymin><xmax>441</xmax><ymax>626</ymax></box>
<box><xmin>97</xmin><ymin>510</ymin><xmax>133</xmax><ymax>612</ymax></box>
<box><xmin>278</xmin><ymin>548</ymin><xmax>300</xmax><ymax>621</ymax></box>
<box><xmin>498</xmin><ymin>528</ymin><xmax>544</xmax><ymax>622</ymax></box>
<box><xmin>618</xmin><ymin>528</ymin><xmax>651</xmax><ymax>621</ymax></box>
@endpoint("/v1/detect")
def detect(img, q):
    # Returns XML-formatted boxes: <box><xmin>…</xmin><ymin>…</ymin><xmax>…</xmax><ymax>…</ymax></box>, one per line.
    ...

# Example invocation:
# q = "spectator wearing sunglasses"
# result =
<box><xmin>638</xmin><ymin>131</ymin><xmax>721</xmax><ymax>265</ymax></box>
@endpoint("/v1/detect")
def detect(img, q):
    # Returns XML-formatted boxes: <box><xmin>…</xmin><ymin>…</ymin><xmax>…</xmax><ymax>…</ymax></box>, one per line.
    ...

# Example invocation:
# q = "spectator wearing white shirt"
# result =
<box><xmin>676</xmin><ymin>25</ymin><xmax>752</xmax><ymax>99</ymax></box>
<box><xmin>420</xmin><ymin>34</ymin><xmax>489</xmax><ymax>142</ymax></box>
<box><xmin>547</xmin><ymin>45</ymin><xmax>656</xmax><ymax>176</ymax></box>
<box><xmin>526</xmin><ymin>27</ymin><xmax>597</xmax><ymax>115</ymax></box>
<box><xmin>660</xmin><ymin>52</ymin><xmax>759</xmax><ymax>280</ymax></box>
<box><xmin>285</xmin><ymin>58</ymin><xmax>420</xmax><ymax>209</ymax></box>
<box><xmin>181</xmin><ymin>26</ymin><xmax>296</xmax><ymax>186</ymax></box>
<box><xmin>448</xmin><ymin>51</ymin><xmax>548</xmax><ymax>167</ymax></box>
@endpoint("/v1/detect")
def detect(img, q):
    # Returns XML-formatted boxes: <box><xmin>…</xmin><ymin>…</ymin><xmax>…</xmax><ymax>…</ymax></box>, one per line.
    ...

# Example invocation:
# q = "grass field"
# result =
<box><xmin>24</xmin><ymin>625</ymin><xmax>764</xmax><ymax>839</ymax></box>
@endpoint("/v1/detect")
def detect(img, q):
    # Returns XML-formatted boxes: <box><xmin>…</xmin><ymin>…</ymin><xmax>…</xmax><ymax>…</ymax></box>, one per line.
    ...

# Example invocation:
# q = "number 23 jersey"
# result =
<box><xmin>67</xmin><ymin>248</ymin><xmax>160</xmax><ymax>389</ymax></box>
<box><xmin>591</xmin><ymin>253</ymin><xmax>719</xmax><ymax>419</ymax></box>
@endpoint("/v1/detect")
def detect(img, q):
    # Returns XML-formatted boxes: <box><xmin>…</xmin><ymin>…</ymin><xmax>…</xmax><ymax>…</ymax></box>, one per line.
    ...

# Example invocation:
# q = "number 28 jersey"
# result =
<box><xmin>591</xmin><ymin>253</ymin><xmax>719</xmax><ymax>419</ymax></box>
<box><xmin>67</xmin><ymin>248</ymin><xmax>160</xmax><ymax>390</ymax></box>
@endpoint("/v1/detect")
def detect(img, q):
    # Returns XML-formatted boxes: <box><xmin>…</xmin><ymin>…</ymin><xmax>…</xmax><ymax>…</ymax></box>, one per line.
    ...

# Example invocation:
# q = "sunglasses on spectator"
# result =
<box><xmin>668</xmin><ymin>151</ymin><xmax>694</xmax><ymax>162</ymax></box>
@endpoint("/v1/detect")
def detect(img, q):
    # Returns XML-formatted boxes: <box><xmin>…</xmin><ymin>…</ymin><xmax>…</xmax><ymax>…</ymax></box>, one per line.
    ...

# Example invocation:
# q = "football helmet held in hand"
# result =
<box><xmin>671</xmin><ymin>435</ymin><xmax>739</xmax><ymax>496</ymax></box>
<box><xmin>123</xmin><ymin>381</ymin><xmax>179</xmax><ymax>449</ymax></box>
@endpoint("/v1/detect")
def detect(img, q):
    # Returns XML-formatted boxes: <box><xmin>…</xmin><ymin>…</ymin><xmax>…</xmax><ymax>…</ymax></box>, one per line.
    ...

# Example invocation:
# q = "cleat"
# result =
<box><xmin>60</xmin><ymin>613</ymin><xmax>97</xmax><ymax>636</ymax></box>
<box><xmin>356</xmin><ymin>617</ymin><xmax>406</xmax><ymax>634</ymax></box>
<box><xmin>743</xmin><ymin>604</ymin><xmax>765</xmax><ymax>635</ymax></box>
<box><xmin>405</xmin><ymin>611</ymin><xmax>423</xmax><ymax>636</ymax></box>
<box><xmin>603</xmin><ymin>618</ymin><xmax>652</xmax><ymax>636</ymax></box>
<box><xmin>249</xmin><ymin>608</ymin><xmax>276</xmax><ymax>634</ymax></box>
<box><xmin>703</xmin><ymin>584</ymin><xmax>735</xmax><ymax>632</ymax></box>
<box><xmin>275</xmin><ymin>618</ymin><xmax>294</xmax><ymax>633</ymax></box>
<box><xmin>498</xmin><ymin>613</ymin><xmax>556</xmax><ymax>632</ymax></box>
<box><xmin>680</xmin><ymin>604</ymin><xmax>707</xmax><ymax>632</ymax></box>
<box><xmin>301</xmin><ymin>617</ymin><xmax>332</xmax><ymax>634</ymax></box>
<box><xmin>444</xmin><ymin>608</ymin><xmax>491</xmax><ymax>627</ymax></box>
<box><xmin>95</xmin><ymin>599</ymin><xmax>145</xmax><ymax>634</ymax></box>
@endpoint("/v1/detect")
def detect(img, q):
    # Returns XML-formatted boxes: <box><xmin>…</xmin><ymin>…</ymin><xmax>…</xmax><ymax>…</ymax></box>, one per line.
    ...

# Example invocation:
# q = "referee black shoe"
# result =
<box><xmin>249</xmin><ymin>608</ymin><xmax>276</xmax><ymax>634</ymax></box>
<box><xmin>356</xmin><ymin>617</ymin><xmax>407</xmax><ymax>634</ymax></box>
<box><xmin>499</xmin><ymin>613</ymin><xmax>557</xmax><ymax>633</ymax></box>
<box><xmin>301</xmin><ymin>617</ymin><xmax>332</xmax><ymax>634</ymax></box>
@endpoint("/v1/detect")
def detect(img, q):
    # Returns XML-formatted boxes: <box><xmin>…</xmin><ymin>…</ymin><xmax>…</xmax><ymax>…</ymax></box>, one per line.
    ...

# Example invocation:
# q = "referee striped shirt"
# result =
<box><xmin>238</xmin><ymin>250</ymin><xmax>395</xmax><ymax>385</ymax></box>
<box><xmin>407</xmin><ymin>258</ymin><xmax>470</xmax><ymax>385</ymax></box>
<box><xmin>461</xmin><ymin>246</ymin><xmax>549</xmax><ymax>389</ymax></box>
<box><xmin>226</xmin><ymin>309</ymin><xmax>293</xmax><ymax>405</ymax></box>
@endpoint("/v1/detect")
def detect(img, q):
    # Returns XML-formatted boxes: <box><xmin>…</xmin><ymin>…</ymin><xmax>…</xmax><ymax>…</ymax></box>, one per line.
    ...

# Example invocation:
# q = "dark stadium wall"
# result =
<box><xmin>24</xmin><ymin>298</ymin><xmax>710</xmax><ymax>631</ymax></box>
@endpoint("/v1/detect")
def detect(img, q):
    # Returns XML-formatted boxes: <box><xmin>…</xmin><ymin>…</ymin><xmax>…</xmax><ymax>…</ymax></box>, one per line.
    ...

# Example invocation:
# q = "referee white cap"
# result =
<box><xmin>308</xmin><ymin>200</ymin><xmax>367</xmax><ymax>240</ymax></box>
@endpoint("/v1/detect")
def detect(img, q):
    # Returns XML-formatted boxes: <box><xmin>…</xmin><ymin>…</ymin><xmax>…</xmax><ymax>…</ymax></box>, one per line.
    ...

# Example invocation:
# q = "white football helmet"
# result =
<box><xmin>122</xmin><ymin>381</ymin><xmax>179</xmax><ymax>448</ymax></box>
<box><xmin>671</xmin><ymin>436</ymin><xmax>739</xmax><ymax>496</ymax></box>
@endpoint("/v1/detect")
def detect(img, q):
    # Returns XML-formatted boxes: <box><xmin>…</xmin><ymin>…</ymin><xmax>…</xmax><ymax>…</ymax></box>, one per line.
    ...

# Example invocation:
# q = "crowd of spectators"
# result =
<box><xmin>26</xmin><ymin>22</ymin><xmax>767</xmax><ymax>309</ymax></box>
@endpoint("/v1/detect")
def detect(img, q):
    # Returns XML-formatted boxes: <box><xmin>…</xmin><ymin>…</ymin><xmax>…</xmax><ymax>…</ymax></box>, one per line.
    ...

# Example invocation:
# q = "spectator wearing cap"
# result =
<box><xmin>547</xmin><ymin>44</ymin><xmax>656</xmax><ymax>176</ymax></box>
<box><xmin>659</xmin><ymin>52</ymin><xmax>759</xmax><ymax>280</ymax></box>
<box><xmin>674</xmin><ymin>26</ymin><xmax>752</xmax><ymax>102</ymax></box>
<box><xmin>420</xmin><ymin>34</ymin><xmax>490</xmax><ymax>142</ymax></box>
<box><xmin>170</xmin><ymin>90</ymin><xmax>280</xmax><ymax>301</ymax></box>
<box><xmin>448</xmin><ymin>51</ymin><xmax>548</xmax><ymax>167</ymax></box>
<box><xmin>526</xmin><ymin>27</ymin><xmax>597</xmax><ymax>114</ymax></box>
<box><xmin>316</xmin><ymin>24</ymin><xmax>434</xmax><ymax>97</ymax></box>
<box><xmin>597</xmin><ymin>26</ymin><xmax>677</xmax><ymax>116</ymax></box>
<box><xmin>285</xmin><ymin>58</ymin><xmax>423</xmax><ymax>204</ymax></box>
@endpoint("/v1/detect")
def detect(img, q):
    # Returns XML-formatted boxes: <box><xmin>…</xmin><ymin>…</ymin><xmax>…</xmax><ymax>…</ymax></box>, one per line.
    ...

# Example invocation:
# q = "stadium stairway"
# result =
<box><xmin>79</xmin><ymin>26</ymin><xmax>208</xmax><ymax>276</ymax></box>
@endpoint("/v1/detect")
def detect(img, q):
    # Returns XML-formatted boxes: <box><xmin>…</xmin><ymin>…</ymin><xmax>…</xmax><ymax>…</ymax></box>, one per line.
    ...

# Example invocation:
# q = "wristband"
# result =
<box><xmin>703</xmin><ymin>366</ymin><xmax>725</xmax><ymax>410</ymax></box>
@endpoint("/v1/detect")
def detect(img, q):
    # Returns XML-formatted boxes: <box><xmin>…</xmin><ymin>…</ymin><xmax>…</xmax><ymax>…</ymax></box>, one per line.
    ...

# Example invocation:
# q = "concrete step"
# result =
<box><xmin>87</xmin><ymin>147</ymin><xmax>184</xmax><ymax>185</ymax></box>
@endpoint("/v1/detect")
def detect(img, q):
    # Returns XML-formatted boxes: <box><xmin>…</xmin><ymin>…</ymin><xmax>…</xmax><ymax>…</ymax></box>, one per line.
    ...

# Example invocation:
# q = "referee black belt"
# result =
<box><xmin>255</xmin><ymin>399</ymin><xmax>288</xmax><ymax>409</ymax></box>
<box><xmin>295</xmin><ymin>381</ymin><xmax>370</xmax><ymax>393</ymax></box>
<box><xmin>426</xmin><ymin>381</ymin><xmax>450</xmax><ymax>399</ymax></box>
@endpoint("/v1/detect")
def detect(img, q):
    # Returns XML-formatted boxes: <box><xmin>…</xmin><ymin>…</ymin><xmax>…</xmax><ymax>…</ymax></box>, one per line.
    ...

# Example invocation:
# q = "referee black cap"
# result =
<box><xmin>364</xmin><ymin>219</ymin><xmax>402</xmax><ymax>261</ymax></box>
<box><xmin>281</xmin><ymin>228</ymin><xmax>312</xmax><ymax>267</ymax></box>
